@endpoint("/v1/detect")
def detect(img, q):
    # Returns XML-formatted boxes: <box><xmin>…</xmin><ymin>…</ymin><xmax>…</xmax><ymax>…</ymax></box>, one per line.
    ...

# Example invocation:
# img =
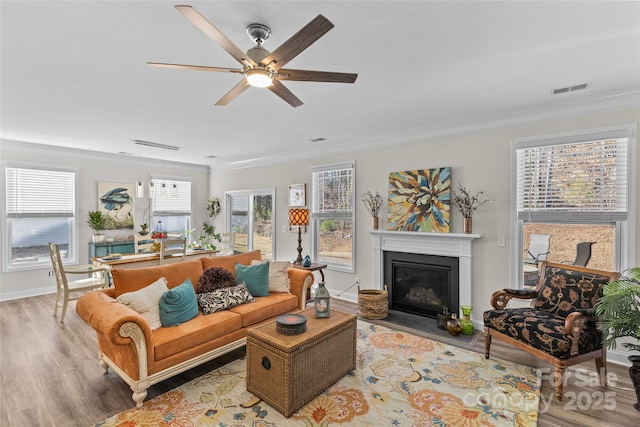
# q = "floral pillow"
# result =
<box><xmin>197</xmin><ymin>282</ymin><xmax>255</xmax><ymax>315</ymax></box>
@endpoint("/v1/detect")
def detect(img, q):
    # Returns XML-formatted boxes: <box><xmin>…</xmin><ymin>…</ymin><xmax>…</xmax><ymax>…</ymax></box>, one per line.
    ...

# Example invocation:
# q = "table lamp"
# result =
<box><xmin>288</xmin><ymin>208</ymin><xmax>309</xmax><ymax>265</ymax></box>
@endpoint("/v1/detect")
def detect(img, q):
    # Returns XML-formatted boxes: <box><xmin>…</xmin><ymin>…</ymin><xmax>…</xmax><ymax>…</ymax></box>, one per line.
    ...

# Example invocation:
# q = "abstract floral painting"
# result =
<box><xmin>98</xmin><ymin>182</ymin><xmax>134</xmax><ymax>230</ymax></box>
<box><xmin>387</xmin><ymin>167</ymin><xmax>451</xmax><ymax>232</ymax></box>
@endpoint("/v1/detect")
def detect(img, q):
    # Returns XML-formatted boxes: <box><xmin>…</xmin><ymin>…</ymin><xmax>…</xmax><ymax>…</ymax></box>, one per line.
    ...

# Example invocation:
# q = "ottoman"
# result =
<box><xmin>246</xmin><ymin>307</ymin><xmax>357</xmax><ymax>417</ymax></box>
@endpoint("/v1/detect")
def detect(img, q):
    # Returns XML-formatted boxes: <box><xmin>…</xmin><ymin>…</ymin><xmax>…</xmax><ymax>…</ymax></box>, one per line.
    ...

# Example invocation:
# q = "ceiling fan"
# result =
<box><xmin>148</xmin><ymin>5</ymin><xmax>358</xmax><ymax>107</ymax></box>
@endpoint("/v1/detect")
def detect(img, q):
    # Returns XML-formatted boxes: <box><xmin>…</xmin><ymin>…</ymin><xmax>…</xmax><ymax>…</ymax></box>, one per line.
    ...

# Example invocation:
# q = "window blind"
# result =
<box><xmin>5</xmin><ymin>167</ymin><xmax>76</xmax><ymax>217</ymax></box>
<box><xmin>516</xmin><ymin>137</ymin><xmax>628</xmax><ymax>221</ymax></box>
<box><xmin>311</xmin><ymin>162</ymin><xmax>354</xmax><ymax>218</ymax></box>
<box><xmin>151</xmin><ymin>178</ymin><xmax>191</xmax><ymax>214</ymax></box>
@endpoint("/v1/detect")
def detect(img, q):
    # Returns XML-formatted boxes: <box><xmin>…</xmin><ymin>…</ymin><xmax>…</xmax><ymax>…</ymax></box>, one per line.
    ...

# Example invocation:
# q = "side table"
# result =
<box><xmin>291</xmin><ymin>263</ymin><xmax>327</xmax><ymax>305</ymax></box>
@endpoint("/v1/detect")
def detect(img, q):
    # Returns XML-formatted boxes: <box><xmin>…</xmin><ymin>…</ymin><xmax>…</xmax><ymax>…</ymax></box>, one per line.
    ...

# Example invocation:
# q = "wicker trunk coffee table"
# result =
<box><xmin>246</xmin><ymin>307</ymin><xmax>357</xmax><ymax>417</ymax></box>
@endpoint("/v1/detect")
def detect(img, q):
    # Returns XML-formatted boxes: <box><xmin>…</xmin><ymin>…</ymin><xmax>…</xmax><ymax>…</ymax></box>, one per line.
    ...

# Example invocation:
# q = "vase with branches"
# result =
<box><xmin>451</xmin><ymin>184</ymin><xmax>494</xmax><ymax>233</ymax></box>
<box><xmin>362</xmin><ymin>190</ymin><xmax>384</xmax><ymax>230</ymax></box>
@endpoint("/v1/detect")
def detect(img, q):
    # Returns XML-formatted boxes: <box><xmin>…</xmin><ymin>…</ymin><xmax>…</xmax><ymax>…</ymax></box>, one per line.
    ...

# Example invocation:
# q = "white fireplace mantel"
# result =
<box><xmin>370</xmin><ymin>230</ymin><xmax>481</xmax><ymax>308</ymax></box>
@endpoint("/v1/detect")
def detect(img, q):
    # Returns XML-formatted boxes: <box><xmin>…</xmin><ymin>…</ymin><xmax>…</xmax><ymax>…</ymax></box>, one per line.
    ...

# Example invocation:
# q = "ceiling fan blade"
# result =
<box><xmin>268</xmin><ymin>80</ymin><xmax>303</xmax><ymax>107</ymax></box>
<box><xmin>215</xmin><ymin>80</ymin><xmax>250</xmax><ymax>106</ymax></box>
<box><xmin>175</xmin><ymin>5</ymin><xmax>256</xmax><ymax>67</ymax></box>
<box><xmin>278</xmin><ymin>68</ymin><xmax>358</xmax><ymax>83</ymax></box>
<box><xmin>147</xmin><ymin>62</ymin><xmax>242</xmax><ymax>74</ymax></box>
<box><xmin>262</xmin><ymin>15</ymin><xmax>333</xmax><ymax>69</ymax></box>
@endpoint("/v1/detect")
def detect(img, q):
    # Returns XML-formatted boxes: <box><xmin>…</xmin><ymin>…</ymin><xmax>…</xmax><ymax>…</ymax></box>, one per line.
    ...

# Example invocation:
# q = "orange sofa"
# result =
<box><xmin>76</xmin><ymin>250</ymin><xmax>314</xmax><ymax>407</ymax></box>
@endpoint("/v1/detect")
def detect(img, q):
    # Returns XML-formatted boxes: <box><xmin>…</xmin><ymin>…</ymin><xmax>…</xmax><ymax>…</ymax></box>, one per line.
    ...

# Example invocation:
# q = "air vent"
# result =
<box><xmin>552</xmin><ymin>83</ymin><xmax>588</xmax><ymax>95</ymax></box>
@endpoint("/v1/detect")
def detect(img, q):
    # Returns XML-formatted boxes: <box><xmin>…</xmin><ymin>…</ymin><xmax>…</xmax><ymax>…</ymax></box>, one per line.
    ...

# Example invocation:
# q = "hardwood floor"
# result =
<box><xmin>1</xmin><ymin>294</ymin><xmax>637</xmax><ymax>426</ymax></box>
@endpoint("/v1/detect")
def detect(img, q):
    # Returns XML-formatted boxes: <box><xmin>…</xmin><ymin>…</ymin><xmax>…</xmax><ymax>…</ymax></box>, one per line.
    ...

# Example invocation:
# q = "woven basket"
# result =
<box><xmin>358</xmin><ymin>286</ymin><xmax>388</xmax><ymax>320</ymax></box>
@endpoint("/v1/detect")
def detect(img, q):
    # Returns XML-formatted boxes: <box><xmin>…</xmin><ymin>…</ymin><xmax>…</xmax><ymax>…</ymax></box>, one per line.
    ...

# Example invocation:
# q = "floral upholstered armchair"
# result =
<box><xmin>483</xmin><ymin>262</ymin><xmax>619</xmax><ymax>400</ymax></box>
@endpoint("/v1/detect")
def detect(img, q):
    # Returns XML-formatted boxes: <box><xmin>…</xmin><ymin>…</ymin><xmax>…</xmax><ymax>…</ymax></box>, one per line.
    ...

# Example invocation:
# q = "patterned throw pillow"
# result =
<box><xmin>115</xmin><ymin>277</ymin><xmax>169</xmax><ymax>330</ymax></box>
<box><xmin>197</xmin><ymin>282</ymin><xmax>255</xmax><ymax>315</ymax></box>
<box><xmin>197</xmin><ymin>266</ymin><xmax>237</xmax><ymax>293</ymax></box>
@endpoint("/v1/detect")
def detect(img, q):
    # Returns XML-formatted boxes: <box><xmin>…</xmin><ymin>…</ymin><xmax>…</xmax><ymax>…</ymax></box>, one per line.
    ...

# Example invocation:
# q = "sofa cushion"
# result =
<box><xmin>152</xmin><ymin>310</ymin><xmax>243</xmax><ymax>361</ymax></box>
<box><xmin>115</xmin><ymin>277</ymin><xmax>169</xmax><ymax>330</ymax></box>
<box><xmin>236</xmin><ymin>262</ymin><xmax>269</xmax><ymax>297</ymax></box>
<box><xmin>228</xmin><ymin>293</ymin><xmax>298</xmax><ymax>327</ymax></box>
<box><xmin>197</xmin><ymin>283</ymin><xmax>255</xmax><ymax>315</ymax></box>
<box><xmin>159</xmin><ymin>279</ymin><xmax>199</xmax><ymax>327</ymax></box>
<box><xmin>197</xmin><ymin>266</ymin><xmax>237</xmax><ymax>293</ymax></box>
<box><xmin>201</xmin><ymin>250</ymin><xmax>262</xmax><ymax>277</ymax></box>
<box><xmin>112</xmin><ymin>259</ymin><xmax>204</xmax><ymax>297</ymax></box>
<box><xmin>251</xmin><ymin>260</ymin><xmax>292</xmax><ymax>293</ymax></box>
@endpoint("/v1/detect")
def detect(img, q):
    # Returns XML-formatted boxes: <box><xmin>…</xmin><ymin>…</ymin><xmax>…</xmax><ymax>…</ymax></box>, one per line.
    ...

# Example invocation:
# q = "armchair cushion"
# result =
<box><xmin>483</xmin><ymin>307</ymin><xmax>603</xmax><ymax>359</ymax></box>
<box><xmin>534</xmin><ymin>265</ymin><xmax>610</xmax><ymax>317</ymax></box>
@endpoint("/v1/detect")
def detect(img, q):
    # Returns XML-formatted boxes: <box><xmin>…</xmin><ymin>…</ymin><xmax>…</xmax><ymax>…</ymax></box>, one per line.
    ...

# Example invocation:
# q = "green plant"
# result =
<box><xmin>87</xmin><ymin>211</ymin><xmax>107</xmax><ymax>234</ymax></box>
<box><xmin>594</xmin><ymin>267</ymin><xmax>640</xmax><ymax>352</ymax></box>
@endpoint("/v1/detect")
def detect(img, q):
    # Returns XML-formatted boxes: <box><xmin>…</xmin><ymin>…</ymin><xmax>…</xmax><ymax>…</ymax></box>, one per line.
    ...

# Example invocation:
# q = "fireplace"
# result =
<box><xmin>370</xmin><ymin>230</ymin><xmax>480</xmax><ymax>316</ymax></box>
<box><xmin>385</xmin><ymin>251</ymin><xmax>459</xmax><ymax>318</ymax></box>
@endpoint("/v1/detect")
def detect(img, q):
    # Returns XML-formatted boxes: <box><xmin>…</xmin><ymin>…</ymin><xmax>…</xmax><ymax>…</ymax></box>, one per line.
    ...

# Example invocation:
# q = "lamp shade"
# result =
<box><xmin>288</xmin><ymin>208</ymin><xmax>309</xmax><ymax>227</ymax></box>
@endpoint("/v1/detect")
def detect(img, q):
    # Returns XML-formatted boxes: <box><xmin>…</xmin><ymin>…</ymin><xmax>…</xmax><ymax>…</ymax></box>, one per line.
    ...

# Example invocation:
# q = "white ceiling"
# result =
<box><xmin>2</xmin><ymin>1</ymin><xmax>639</xmax><ymax>170</ymax></box>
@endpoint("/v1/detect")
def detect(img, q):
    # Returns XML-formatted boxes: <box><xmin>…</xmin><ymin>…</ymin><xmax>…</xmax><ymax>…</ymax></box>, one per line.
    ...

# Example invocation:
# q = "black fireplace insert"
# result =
<box><xmin>384</xmin><ymin>251</ymin><xmax>459</xmax><ymax>318</ymax></box>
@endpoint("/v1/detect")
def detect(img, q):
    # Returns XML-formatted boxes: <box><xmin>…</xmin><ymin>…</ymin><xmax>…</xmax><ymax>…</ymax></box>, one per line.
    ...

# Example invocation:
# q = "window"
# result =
<box><xmin>512</xmin><ymin>125</ymin><xmax>635</xmax><ymax>285</ymax></box>
<box><xmin>150</xmin><ymin>177</ymin><xmax>191</xmax><ymax>238</ymax></box>
<box><xmin>310</xmin><ymin>161</ymin><xmax>355</xmax><ymax>272</ymax></box>
<box><xmin>3</xmin><ymin>165</ymin><xmax>77</xmax><ymax>271</ymax></box>
<box><xmin>225</xmin><ymin>189</ymin><xmax>275</xmax><ymax>259</ymax></box>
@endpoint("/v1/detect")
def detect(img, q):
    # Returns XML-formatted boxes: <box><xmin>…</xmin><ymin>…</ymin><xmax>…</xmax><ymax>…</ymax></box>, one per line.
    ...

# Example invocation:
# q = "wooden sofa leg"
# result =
<box><xmin>484</xmin><ymin>329</ymin><xmax>492</xmax><ymax>359</ymax></box>
<box><xmin>99</xmin><ymin>357</ymin><xmax>109</xmax><ymax>375</ymax></box>
<box><xmin>132</xmin><ymin>389</ymin><xmax>147</xmax><ymax>407</ymax></box>
<box><xmin>596</xmin><ymin>348</ymin><xmax>607</xmax><ymax>386</ymax></box>
<box><xmin>553</xmin><ymin>365</ymin><xmax>566</xmax><ymax>401</ymax></box>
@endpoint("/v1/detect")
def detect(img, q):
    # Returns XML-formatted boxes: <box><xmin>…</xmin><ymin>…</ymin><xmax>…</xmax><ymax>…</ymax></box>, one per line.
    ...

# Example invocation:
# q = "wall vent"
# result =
<box><xmin>552</xmin><ymin>83</ymin><xmax>588</xmax><ymax>95</ymax></box>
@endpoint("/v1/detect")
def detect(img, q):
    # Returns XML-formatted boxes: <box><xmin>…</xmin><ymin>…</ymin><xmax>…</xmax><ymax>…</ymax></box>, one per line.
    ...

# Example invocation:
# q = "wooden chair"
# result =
<box><xmin>134</xmin><ymin>235</ymin><xmax>154</xmax><ymax>253</ymax></box>
<box><xmin>159</xmin><ymin>238</ymin><xmax>187</xmax><ymax>264</ymax></box>
<box><xmin>49</xmin><ymin>242</ymin><xmax>110</xmax><ymax>323</ymax></box>
<box><xmin>483</xmin><ymin>262</ymin><xmax>619</xmax><ymax>400</ymax></box>
<box><xmin>218</xmin><ymin>232</ymin><xmax>236</xmax><ymax>256</ymax></box>
<box><xmin>523</xmin><ymin>234</ymin><xmax>551</xmax><ymax>266</ymax></box>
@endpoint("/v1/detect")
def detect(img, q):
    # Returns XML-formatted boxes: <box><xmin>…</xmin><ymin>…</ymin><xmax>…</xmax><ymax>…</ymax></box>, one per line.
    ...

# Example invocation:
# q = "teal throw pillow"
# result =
<box><xmin>159</xmin><ymin>279</ymin><xmax>199</xmax><ymax>327</ymax></box>
<box><xmin>235</xmin><ymin>262</ymin><xmax>270</xmax><ymax>297</ymax></box>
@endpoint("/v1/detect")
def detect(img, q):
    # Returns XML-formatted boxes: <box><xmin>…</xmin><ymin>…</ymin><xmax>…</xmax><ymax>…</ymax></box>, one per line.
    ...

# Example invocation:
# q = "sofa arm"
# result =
<box><xmin>76</xmin><ymin>290</ymin><xmax>154</xmax><ymax>380</ymax></box>
<box><xmin>565</xmin><ymin>312</ymin><xmax>595</xmax><ymax>356</ymax></box>
<box><xmin>287</xmin><ymin>268</ymin><xmax>314</xmax><ymax>309</ymax></box>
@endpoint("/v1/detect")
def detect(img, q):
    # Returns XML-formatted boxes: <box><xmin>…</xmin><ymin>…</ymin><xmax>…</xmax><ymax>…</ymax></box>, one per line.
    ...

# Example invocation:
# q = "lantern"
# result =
<box><xmin>314</xmin><ymin>282</ymin><xmax>330</xmax><ymax>318</ymax></box>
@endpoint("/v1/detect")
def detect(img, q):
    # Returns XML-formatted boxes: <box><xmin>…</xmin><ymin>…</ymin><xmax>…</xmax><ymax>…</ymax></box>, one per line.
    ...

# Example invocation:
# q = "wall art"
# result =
<box><xmin>387</xmin><ymin>167</ymin><xmax>451</xmax><ymax>232</ymax></box>
<box><xmin>98</xmin><ymin>182</ymin><xmax>134</xmax><ymax>230</ymax></box>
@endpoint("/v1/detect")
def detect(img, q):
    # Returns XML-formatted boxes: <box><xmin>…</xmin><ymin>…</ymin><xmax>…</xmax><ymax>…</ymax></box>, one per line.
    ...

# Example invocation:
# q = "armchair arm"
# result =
<box><xmin>490</xmin><ymin>288</ymin><xmax>537</xmax><ymax>310</ymax></box>
<box><xmin>565</xmin><ymin>311</ymin><xmax>596</xmax><ymax>356</ymax></box>
<box><xmin>287</xmin><ymin>268</ymin><xmax>314</xmax><ymax>309</ymax></box>
<box><xmin>76</xmin><ymin>290</ymin><xmax>154</xmax><ymax>380</ymax></box>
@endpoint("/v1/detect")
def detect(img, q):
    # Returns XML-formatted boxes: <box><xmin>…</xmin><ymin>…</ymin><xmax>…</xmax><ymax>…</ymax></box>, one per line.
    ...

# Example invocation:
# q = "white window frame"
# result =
<box><xmin>225</xmin><ymin>188</ymin><xmax>276</xmax><ymax>258</ymax></box>
<box><xmin>1</xmin><ymin>162</ymin><xmax>78</xmax><ymax>272</ymax></box>
<box><xmin>310</xmin><ymin>161</ymin><xmax>356</xmax><ymax>273</ymax></box>
<box><xmin>510</xmin><ymin>124</ymin><xmax>636</xmax><ymax>286</ymax></box>
<box><xmin>150</xmin><ymin>175</ymin><xmax>192</xmax><ymax>237</ymax></box>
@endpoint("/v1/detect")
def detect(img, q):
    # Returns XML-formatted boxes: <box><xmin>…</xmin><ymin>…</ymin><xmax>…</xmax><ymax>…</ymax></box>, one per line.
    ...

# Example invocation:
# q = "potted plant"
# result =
<box><xmin>451</xmin><ymin>183</ymin><xmax>494</xmax><ymax>233</ymax></box>
<box><xmin>361</xmin><ymin>190</ymin><xmax>384</xmax><ymax>230</ymax></box>
<box><xmin>139</xmin><ymin>209</ymin><xmax>150</xmax><ymax>236</ymax></box>
<box><xmin>594</xmin><ymin>267</ymin><xmax>640</xmax><ymax>412</ymax></box>
<box><xmin>87</xmin><ymin>210</ymin><xmax>107</xmax><ymax>243</ymax></box>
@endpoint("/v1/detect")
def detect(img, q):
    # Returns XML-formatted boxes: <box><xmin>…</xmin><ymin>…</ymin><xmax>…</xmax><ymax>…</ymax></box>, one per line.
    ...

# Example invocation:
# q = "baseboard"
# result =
<box><xmin>0</xmin><ymin>287</ymin><xmax>54</xmax><ymax>302</ymax></box>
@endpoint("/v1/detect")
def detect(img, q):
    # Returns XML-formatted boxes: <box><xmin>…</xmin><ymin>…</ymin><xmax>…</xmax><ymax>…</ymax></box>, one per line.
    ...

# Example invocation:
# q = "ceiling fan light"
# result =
<box><xmin>246</xmin><ymin>69</ymin><xmax>273</xmax><ymax>88</ymax></box>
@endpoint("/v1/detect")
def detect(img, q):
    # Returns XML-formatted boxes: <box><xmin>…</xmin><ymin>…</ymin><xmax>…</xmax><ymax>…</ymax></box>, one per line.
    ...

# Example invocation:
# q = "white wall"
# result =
<box><xmin>0</xmin><ymin>139</ymin><xmax>210</xmax><ymax>300</ymax></box>
<box><xmin>210</xmin><ymin>107</ymin><xmax>639</xmax><ymax>364</ymax></box>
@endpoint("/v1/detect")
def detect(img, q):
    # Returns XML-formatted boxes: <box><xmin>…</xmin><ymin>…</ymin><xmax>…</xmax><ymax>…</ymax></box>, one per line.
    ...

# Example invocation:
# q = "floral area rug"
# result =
<box><xmin>95</xmin><ymin>321</ymin><xmax>540</xmax><ymax>427</ymax></box>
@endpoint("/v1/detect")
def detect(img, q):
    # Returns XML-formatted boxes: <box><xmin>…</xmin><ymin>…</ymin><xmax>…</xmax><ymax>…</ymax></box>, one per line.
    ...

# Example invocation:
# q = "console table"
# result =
<box><xmin>89</xmin><ymin>240</ymin><xmax>134</xmax><ymax>259</ymax></box>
